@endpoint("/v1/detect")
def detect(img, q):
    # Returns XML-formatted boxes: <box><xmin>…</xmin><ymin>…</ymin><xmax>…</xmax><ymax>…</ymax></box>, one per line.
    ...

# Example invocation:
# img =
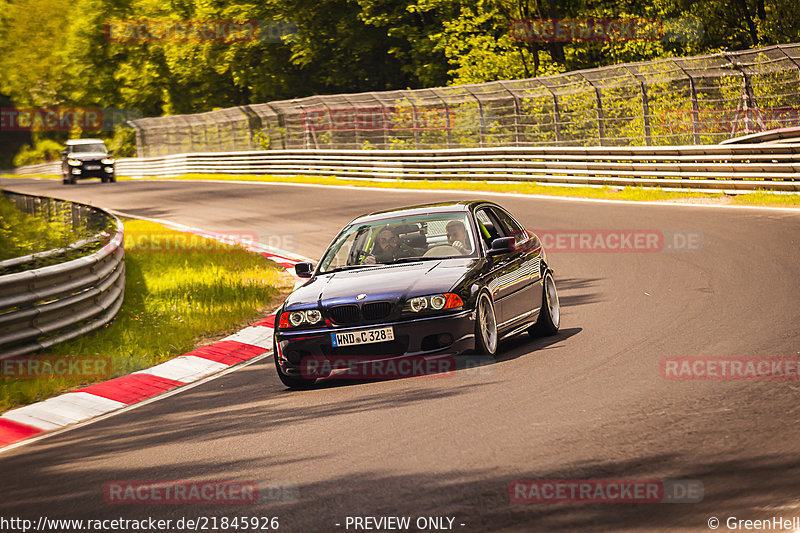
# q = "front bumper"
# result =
<box><xmin>69</xmin><ymin>165</ymin><xmax>115</xmax><ymax>178</ymax></box>
<box><xmin>275</xmin><ymin>310</ymin><xmax>476</xmax><ymax>376</ymax></box>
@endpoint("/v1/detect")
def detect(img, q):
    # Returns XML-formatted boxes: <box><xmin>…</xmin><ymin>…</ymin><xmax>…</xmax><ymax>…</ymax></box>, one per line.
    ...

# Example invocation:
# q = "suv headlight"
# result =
<box><xmin>101</xmin><ymin>158</ymin><xmax>115</xmax><ymax>165</ymax></box>
<box><xmin>67</xmin><ymin>159</ymin><xmax>82</xmax><ymax>166</ymax></box>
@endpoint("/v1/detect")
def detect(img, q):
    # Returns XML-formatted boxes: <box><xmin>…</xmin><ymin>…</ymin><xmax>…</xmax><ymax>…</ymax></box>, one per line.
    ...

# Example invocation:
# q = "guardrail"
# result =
<box><xmin>0</xmin><ymin>192</ymin><xmax>125</xmax><ymax>358</ymax></box>
<box><xmin>11</xmin><ymin>143</ymin><xmax>800</xmax><ymax>192</ymax></box>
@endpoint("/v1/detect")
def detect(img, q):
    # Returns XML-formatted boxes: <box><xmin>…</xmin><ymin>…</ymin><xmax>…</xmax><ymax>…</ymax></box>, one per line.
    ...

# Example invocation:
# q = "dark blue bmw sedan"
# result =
<box><xmin>273</xmin><ymin>200</ymin><xmax>559</xmax><ymax>389</ymax></box>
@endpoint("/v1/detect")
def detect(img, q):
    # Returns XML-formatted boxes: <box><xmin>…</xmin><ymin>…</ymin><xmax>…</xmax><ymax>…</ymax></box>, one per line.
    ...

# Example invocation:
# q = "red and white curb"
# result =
<box><xmin>0</xmin><ymin>217</ymin><xmax>304</xmax><ymax>452</ymax></box>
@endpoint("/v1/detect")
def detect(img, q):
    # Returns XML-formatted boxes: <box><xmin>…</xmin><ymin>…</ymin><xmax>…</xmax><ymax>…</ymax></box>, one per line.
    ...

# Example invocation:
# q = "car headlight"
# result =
<box><xmin>305</xmin><ymin>310</ymin><xmax>322</xmax><ymax>324</ymax></box>
<box><xmin>405</xmin><ymin>293</ymin><xmax>463</xmax><ymax>313</ymax></box>
<box><xmin>101</xmin><ymin>158</ymin><xmax>115</xmax><ymax>165</ymax></box>
<box><xmin>409</xmin><ymin>297</ymin><xmax>427</xmax><ymax>312</ymax></box>
<box><xmin>430</xmin><ymin>294</ymin><xmax>447</xmax><ymax>310</ymax></box>
<box><xmin>67</xmin><ymin>159</ymin><xmax>82</xmax><ymax>166</ymax></box>
<box><xmin>288</xmin><ymin>311</ymin><xmax>305</xmax><ymax>327</ymax></box>
<box><xmin>278</xmin><ymin>309</ymin><xmax>324</xmax><ymax>328</ymax></box>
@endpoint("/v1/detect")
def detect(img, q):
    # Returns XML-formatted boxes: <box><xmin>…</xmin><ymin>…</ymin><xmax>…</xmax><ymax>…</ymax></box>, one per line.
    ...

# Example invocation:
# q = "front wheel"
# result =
<box><xmin>474</xmin><ymin>292</ymin><xmax>498</xmax><ymax>356</ymax></box>
<box><xmin>530</xmin><ymin>271</ymin><xmax>560</xmax><ymax>337</ymax></box>
<box><xmin>273</xmin><ymin>339</ymin><xmax>316</xmax><ymax>390</ymax></box>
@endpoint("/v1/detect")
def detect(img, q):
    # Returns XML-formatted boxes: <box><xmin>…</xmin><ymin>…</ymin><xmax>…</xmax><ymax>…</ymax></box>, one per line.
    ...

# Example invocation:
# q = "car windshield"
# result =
<box><xmin>70</xmin><ymin>143</ymin><xmax>107</xmax><ymax>153</ymax></box>
<box><xmin>318</xmin><ymin>212</ymin><xmax>477</xmax><ymax>273</ymax></box>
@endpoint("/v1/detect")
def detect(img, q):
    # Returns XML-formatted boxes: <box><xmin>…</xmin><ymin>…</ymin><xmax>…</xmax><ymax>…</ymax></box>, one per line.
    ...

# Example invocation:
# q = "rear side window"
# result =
<box><xmin>490</xmin><ymin>207</ymin><xmax>527</xmax><ymax>243</ymax></box>
<box><xmin>474</xmin><ymin>208</ymin><xmax>499</xmax><ymax>248</ymax></box>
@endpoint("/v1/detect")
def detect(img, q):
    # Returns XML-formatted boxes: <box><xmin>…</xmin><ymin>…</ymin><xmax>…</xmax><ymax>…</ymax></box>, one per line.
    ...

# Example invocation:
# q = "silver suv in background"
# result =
<box><xmin>61</xmin><ymin>139</ymin><xmax>116</xmax><ymax>184</ymax></box>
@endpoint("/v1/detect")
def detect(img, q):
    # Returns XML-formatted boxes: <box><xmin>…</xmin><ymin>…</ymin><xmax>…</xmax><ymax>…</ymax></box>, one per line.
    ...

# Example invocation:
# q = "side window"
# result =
<box><xmin>475</xmin><ymin>208</ymin><xmax>499</xmax><ymax>248</ymax></box>
<box><xmin>490</xmin><ymin>207</ymin><xmax>527</xmax><ymax>244</ymax></box>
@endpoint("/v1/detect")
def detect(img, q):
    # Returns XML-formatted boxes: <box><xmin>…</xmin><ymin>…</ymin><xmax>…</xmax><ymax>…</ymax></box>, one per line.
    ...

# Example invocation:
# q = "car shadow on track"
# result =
<box><xmin>300</xmin><ymin>327</ymin><xmax>581</xmax><ymax>391</ymax></box>
<box><xmin>555</xmin><ymin>277</ymin><xmax>604</xmax><ymax>308</ymax></box>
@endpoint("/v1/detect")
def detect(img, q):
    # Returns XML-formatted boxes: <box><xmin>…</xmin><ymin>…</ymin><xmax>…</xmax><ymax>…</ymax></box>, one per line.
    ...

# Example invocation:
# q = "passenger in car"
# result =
<box><xmin>446</xmin><ymin>220</ymin><xmax>472</xmax><ymax>255</ymax></box>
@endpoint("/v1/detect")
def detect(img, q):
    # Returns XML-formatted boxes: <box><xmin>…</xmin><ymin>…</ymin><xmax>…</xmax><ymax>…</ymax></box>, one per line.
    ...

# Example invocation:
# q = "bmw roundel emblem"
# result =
<box><xmin>356</xmin><ymin>293</ymin><xmax>367</xmax><ymax>300</ymax></box>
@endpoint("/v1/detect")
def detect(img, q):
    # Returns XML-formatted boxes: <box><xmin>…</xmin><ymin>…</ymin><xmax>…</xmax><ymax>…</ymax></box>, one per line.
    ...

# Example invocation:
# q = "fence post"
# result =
<box><xmin>127</xmin><ymin>120</ymin><xmax>144</xmax><ymax>158</ymax></box>
<box><xmin>340</xmin><ymin>95</ymin><xmax>360</xmax><ymax>149</ymax></box>
<box><xmin>537</xmin><ymin>80</ymin><xmax>562</xmax><ymax>144</ymax></box>
<box><xmin>624</xmin><ymin>66</ymin><xmax>652</xmax><ymax>146</ymax></box>
<box><xmin>673</xmin><ymin>61</ymin><xmax>701</xmax><ymax>144</ymax></box>
<box><xmin>582</xmin><ymin>75</ymin><xmax>605</xmax><ymax>146</ymax></box>
<box><xmin>240</xmin><ymin>105</ymin><xmax>263</xmax><ymax>151</ymax></box>
<box><xmin>497</xmin><ymin>81</ymin><xmax>521</xmax><ymax>145</ymax></box>
<box><xmin>463</xmin><ymin>85</ymin><xmax>486</xmax><ymax>147</ymax></box>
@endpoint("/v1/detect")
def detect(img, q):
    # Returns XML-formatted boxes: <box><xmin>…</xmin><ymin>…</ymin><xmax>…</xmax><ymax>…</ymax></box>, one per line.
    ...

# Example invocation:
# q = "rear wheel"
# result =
<box><xmin>474</xmin><ymin>292</ymin><xmax>498</xmax><ymax>356</ymax></box>
<box><xmin>530</xmin><ymin>271</ymin><xmax>560</xmax><ymax>337</ymax></box>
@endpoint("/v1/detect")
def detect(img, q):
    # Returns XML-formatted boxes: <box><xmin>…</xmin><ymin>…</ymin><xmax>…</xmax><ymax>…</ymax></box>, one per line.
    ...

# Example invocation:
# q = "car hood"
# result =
<box><xmin>285</xmin><ymin>258</ymin><xmax>477</xmax><ymax>309</ymax></box>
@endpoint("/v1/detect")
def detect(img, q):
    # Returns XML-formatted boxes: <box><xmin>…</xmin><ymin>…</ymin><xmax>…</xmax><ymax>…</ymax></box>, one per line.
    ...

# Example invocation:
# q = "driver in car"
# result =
<box><xmin>446</xmin><ymin>220</ymin><xmax>472</xmax><ymax>255</ymax></box>
<box><xmin>364</xmin><ymin>227</ymin><xmax>420</xmax><ymax>264</ymax></box>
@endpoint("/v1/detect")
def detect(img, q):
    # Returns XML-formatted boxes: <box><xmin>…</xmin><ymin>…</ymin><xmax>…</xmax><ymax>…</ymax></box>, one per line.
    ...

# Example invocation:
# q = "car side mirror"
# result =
<box><xmin>107</xmin><ymin>149</ymin><xmax>114</xmax><ymax>156</ymax></box>
<box><xmin>488</xmin><ymin>237</ymin><xmax>515</xmax><ymax>256</ymax></box>
<box><xmin>60</xmin><ymin>149</ymin><xmax>68</xmax><ymax>157</ymax></box>
<box><xmin>294</xmin><ymin>262</ymin><xmax>314</xmax><ymax>278</ymax></box>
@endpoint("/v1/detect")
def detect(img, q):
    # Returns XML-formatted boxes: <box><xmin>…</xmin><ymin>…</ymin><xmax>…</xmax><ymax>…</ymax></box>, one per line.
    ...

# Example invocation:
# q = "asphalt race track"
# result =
<box><xmin>2</xmin><ymin>177</ymin><xmax>800</xmax><ymax>532</ymax></box>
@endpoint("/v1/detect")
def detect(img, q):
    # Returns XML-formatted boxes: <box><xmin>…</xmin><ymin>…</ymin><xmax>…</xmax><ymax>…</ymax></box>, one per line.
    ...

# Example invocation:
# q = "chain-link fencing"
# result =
<box><xmin>130</xmin><ymin>43</ymin><xmax>800</xmax><ymax>157</ymax></box>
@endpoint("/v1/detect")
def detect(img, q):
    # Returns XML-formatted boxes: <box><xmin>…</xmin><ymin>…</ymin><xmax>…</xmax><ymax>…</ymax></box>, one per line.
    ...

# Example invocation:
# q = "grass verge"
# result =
<box><xmin>0</xmin><ymin>189</ymin><xmax>100</xmax><ymax>263</ymax></box>
<box><xmin>0</xmin><ymin>219</ymin><xmax>292</xmax><ymax>412</ymax></box>
<box><xmin>5</xmin><ymin>172</ymin><xmax>796</xmax><ymax>208</ymax></box>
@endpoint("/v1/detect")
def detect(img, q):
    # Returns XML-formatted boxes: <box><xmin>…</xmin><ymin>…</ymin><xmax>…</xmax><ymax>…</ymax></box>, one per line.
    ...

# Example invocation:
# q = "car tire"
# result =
<box><xmin>101</xmin><ymin>176</ymin><xmax>109</xmax><ymax>183</ymax></box>
<box><xmin>273</xmin><ymin>338</ymin><xmax>316</xmax><ymax>390</ymax></box>
<box><xmin>474</xmin><ymin>291</ymin><xmax>498</xmax><ymax>356</ymax></box>
<box><xmin>109</xmin><ymin>175</ymin><xmax>116</xmax><ymax>183</ymax></box>
<box><xmin>530</xmin><ymin>270</ymin><xmax>560</xmax><ymax>337</ymax></box>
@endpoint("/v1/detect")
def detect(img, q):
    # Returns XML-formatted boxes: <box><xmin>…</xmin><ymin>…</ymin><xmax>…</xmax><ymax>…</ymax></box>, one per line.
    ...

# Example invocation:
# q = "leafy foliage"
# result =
<box><xmin>1</xmin><ymin>0</ymin><xmax>798</xmax><ymax>162</ymax></box>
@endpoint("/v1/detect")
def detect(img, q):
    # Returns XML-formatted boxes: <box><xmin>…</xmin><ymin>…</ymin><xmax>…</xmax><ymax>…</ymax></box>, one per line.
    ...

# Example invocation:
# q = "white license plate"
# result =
<box><xmin>85</xmin><ymin>165</ymin><xmax>101</xmax><ymax>170</ymax></box>
<box><xmin>331</xmin><ymin>326</ymin><xmax>394</xmax><ymax>347</ymax></box>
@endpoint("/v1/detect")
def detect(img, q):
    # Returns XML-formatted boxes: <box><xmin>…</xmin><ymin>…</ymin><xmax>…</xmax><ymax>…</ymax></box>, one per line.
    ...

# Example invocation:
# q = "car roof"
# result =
<box><xmin>65</xmin><ymin>139</ymin><xmax>105</xmax><ymax>145</ymax></box>
<box><xmin>350</xmin><ymin>200</ymin><xmax>497</xmax><ymax>225</ymax></box>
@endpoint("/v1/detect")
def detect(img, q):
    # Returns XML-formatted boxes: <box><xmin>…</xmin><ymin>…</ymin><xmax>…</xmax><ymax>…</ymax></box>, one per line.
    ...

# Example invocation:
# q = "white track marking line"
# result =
<box><xmin>134</xmin><ymin>355</ymin><xmax>228</xmax><ymax>383</ymax></box>
<box><xmin>2</xmin><ymin>393</ymin><xmax>127</xmax><ymax>428</ymax></box>
<box><xmin>0</xmin><ymin>352</ymin><xmax>271</xmax><ymax>455</ymax></box>
<box><xmin>222</xmin><ymin>326</ymin><xmax>274</xmax><ymax>350</ymax></box>
<box><xmin>2</xmin><ymin>403</ymin><xmax>75</xmax><ymax>430</ymax></box>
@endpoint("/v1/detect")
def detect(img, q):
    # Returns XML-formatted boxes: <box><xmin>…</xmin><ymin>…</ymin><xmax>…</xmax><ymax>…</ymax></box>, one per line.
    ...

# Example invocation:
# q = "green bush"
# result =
<box><xmin>12</xmin><ymin>139</ymin><xmax>64</xmax><ymax>166</ymax></box>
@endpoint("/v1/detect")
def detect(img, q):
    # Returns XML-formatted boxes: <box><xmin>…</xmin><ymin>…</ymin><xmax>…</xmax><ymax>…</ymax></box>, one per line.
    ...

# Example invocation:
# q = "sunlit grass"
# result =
<box><xmin>0</xmin><ymin>219</ymin><xmax>291</xmax><ymax>412</ymax></box>
<box><xmin>137</xmin><ymin>173</ymin><xmax>800</xmax><ymax>208</ymax></box>
<box><xmin>3</xmin><ymin>171</ymin><xmax>798</xmax><ymax>207</ymax></box>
